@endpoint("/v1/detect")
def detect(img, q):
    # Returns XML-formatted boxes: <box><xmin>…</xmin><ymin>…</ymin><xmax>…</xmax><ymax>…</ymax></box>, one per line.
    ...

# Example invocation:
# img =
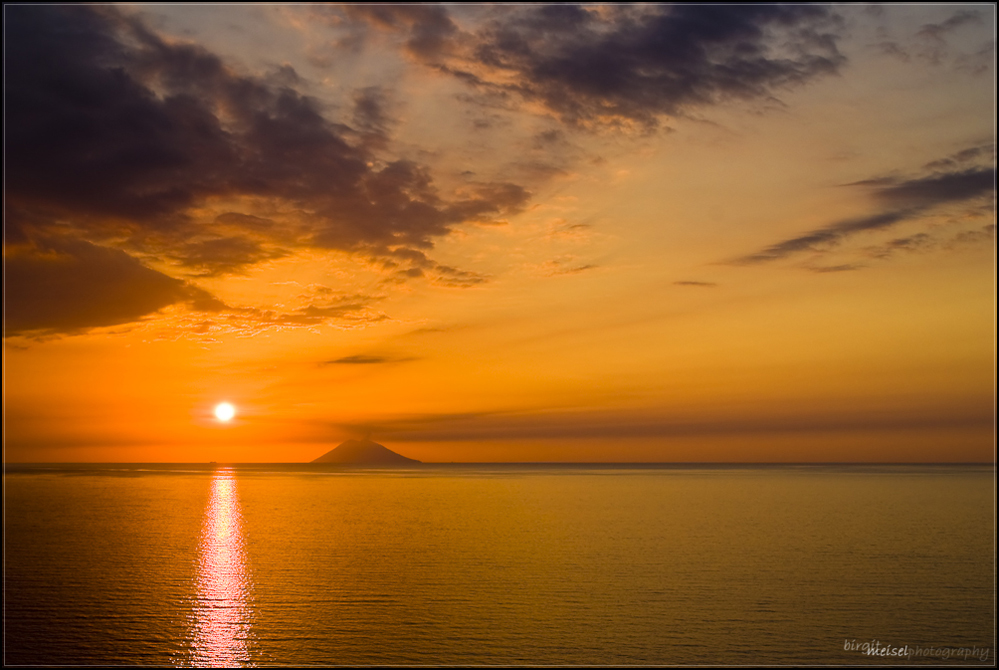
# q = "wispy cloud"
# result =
<box><xmin>529</xmin><ymin>257</ymin><xmax>599</xmax><ymax>277</ymax></box>
<box><xmin>874</xmin><ymin>8</ymin><xmax>992</xmax><ymax>73</ymax></box>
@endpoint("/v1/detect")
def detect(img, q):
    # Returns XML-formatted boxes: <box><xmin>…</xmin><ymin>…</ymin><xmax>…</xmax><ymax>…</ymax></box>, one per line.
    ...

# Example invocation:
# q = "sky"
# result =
<box><xmin>3</xmin><ymin>4</ymin><xmax>995</xmax><ymax>463</ymax></box>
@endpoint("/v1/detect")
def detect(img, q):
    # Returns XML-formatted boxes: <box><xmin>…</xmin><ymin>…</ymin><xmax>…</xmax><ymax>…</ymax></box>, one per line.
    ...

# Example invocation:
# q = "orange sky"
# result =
<box><xmin>4</xmin><ymin>4</ymin><xmax>995</xmax><ymax>462</ymax></box>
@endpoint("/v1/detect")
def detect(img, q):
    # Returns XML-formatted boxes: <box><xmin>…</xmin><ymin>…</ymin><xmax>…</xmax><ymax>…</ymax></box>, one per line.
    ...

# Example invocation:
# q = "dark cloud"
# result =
<box><xmin>733</xmin><ymin>160</ymin><xmax>995</xmax><ymax>265</ymax></box>
<box><xmin>674</xmin><ymin>280</ymin><xmax>718</xmax><ymax>287</ymax></box>
<box><xmin>262</xmin><ymin>291</ymin><xmax>389</xmax><ymax>328</ymax></box>
<box><xmin>533</xmin><ymin>258</ymin><xmax>598</xmax><ymax>277</ymax></box>
<box><xmin>916</xmin><ymin>10</ymin><xmax>982</xmax><ymax>46</ymax></box>
<box><xmin>171</xmin><ymin>236</ymin><xmax>288</xmax><ymax>276</ymax></box>
<box><xmin>553</xmin><ymin>264</ymin><xmax>597</xmax><ymax>276</ymax></box>
<box><xmin>430</xmin><ymin>264</ymin><xmax>489</xmax><ymax>287</ymax></box>
<box><xmin>4</xmin><ymin>238</ymin><xmax>213</xmax><ymax>337</ymax></box>
<box><xmin>874</xmin><ymin>41</ymin><xmax>912</xmax><ymax>63</ymax></box>
<box><xmin>213</xmin><ymin>212</ymin><xmax>278</xmax><ymax>231</ymax></box>
<box><xmin>4</xmin><ymin>5</ymin><xmax>529</xmax><ymax>308</ymax></box>
<box><xmin>533</xmin><ymin>129</ymin><xmax>566</xmax><ymax>147</ymax></box>
<box><xmin>870</xmin><ymin>168</ymin><xmax>995</xmax><ymax>207</ymax></box>
<box><xmin>374</xmin><ymin>245</ymin><xmax>492</xmax><ymax>286</ymax></box>
<box><xmin>170</xmin><ymin>293</ymin><xmax>389</xmax><ymax>338</ymax></box>
<box><xmin>323</xmin><ymin>354</ymin><xmax>417</xmax><ymax>366</ymax></box>
<box><xmin>807</xmin><ymin>263</ymin><xmax>864</xmax><ymax>273</ymax></box>
<box><xmin>343</xmin><ymin>4</ymin><xmax>458</xmax><ymax>60</ymax></box>
<box><xmin>351</xmin><ymin>86</ymin><xmax>393</xmax><ymax>137</ymax></box>
<box><xmin>328</xmin><ymin>355</ymin><xmax>392</xmax><ymax>365</ymax></box>
<box><xmin>869</xmin><ymin>233</ymin><xmax>933</xmax><ymax>259</ymax></box>
<box><xmin>347</xmin><ymin>4</ymin><xmax>845</xmax><ymax>128</ymax></box>
<box><xmin>949</xmin><ymin>223</ymin><xmax>996</xmax><ymax>246</ymax></box>
<box><xmin>295</xmin><ymin>303</ymin><xmax>384</xmax><ymax>322</ymax></box>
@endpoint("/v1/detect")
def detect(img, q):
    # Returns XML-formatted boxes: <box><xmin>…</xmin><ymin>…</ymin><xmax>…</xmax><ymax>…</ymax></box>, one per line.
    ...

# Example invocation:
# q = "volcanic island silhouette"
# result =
<box><xmin>310</xmin><ymin>438</ymin><xmax>421</xmax><ymax>465</ymax></box>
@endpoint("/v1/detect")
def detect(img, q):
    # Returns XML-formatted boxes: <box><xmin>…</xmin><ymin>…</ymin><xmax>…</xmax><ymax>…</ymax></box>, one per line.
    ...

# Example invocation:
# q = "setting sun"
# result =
<box><xmin>214</xmin><ymin>403</ymin><xmax>236</xmax><ymax>422</ymax></box>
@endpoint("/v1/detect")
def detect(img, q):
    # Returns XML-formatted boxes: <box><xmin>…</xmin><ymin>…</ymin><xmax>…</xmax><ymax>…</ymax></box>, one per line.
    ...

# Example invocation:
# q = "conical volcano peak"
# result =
<box><xmin>310</xmin><ymin>439</ymin><xmax>421</xmax><ymax>465</ymax></box>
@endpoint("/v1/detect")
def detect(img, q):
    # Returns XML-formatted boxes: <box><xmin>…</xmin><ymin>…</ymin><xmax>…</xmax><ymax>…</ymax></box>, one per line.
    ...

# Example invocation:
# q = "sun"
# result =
<box><xmin>214</xmin><ymin>402</ymin><xmax>236</xmax><ymax>422</ymax></box>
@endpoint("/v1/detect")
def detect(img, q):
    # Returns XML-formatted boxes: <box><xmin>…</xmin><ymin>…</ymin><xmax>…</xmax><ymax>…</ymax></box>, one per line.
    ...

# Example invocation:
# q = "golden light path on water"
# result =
<box><xmin>188</xmin><ymin>469</ymin><xmax>255</xmax><ymax>667</ymax></box>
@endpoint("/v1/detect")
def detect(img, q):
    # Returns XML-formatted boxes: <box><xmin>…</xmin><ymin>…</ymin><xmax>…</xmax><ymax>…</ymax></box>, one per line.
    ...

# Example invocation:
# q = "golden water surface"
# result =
<box><xmin>4</xmin><ymin>464</ymin><xmax>994</xmax><ymax>665</ymax></box>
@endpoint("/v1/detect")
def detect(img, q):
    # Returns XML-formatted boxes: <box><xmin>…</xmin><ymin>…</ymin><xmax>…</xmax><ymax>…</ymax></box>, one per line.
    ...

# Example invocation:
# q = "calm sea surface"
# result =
<box><xmin>4</xmin><ymin>463</ymin><xmax>995</xmax><ymax>665</ymax></box>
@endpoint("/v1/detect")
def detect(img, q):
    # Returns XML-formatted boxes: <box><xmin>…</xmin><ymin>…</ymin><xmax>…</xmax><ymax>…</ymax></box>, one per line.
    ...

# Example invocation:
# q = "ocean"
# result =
<box><xmin>4</xmin><ymin>463</ymin><xmax>994</xmax><ymax>665</ymax></box>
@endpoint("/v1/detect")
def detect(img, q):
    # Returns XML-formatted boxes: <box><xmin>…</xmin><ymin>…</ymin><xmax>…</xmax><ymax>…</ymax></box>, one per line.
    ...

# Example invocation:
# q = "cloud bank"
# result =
<box><xmin>340</xmin><ymin>4</ymin><xmax>845</xmax><ymax>128</ymax></box>
<box><xmin>4</xmin><ymin>5</ymin><xmax>529</xmax><ymax>335</ymax></box>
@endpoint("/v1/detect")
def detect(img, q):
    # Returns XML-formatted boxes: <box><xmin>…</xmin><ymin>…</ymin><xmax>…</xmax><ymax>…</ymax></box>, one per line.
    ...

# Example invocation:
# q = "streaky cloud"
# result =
<box><xmin>327</xmin><ymin>355</ymin><xmax>392</xmax><ymax>365</ymax></box>
<box><xmin>807</xmin><ymin>264</ymin><xmax>865</xmax><ymax>273</ymax></box>
<box><xmin>321</xmin><ymin>354</ymin><xmax>419</xmax><ymax>367</ymax></box>
<box><xmin>732</xmin><ymin>160</ymin><xmax>995</xmax><ymax>265</ymax></box>
<box><xmin>871</xmin><ymin>167</ymin><xmax>995</xmax><ymax>206</ymax></box>
<box><xmin>674</xmin><ymin>280</ymin><xmax>718</xmax><ymax>287</ymax></box>
<box><xmin>733</xmin><ymin>209</ymin><xmax>916</xmax><ymax>265</ymax></box>
<box><xmin>922</xmin><ymin>143</ymin><xmax>994</xmax><ymax>170</ymax></box>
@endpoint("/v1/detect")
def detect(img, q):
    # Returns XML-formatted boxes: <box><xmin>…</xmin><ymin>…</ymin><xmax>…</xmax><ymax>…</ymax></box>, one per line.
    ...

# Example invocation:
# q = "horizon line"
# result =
<box><xmin>5</xmin><ymin>461</ymin><xmax>995</xmax><ymax>467</ymax></box>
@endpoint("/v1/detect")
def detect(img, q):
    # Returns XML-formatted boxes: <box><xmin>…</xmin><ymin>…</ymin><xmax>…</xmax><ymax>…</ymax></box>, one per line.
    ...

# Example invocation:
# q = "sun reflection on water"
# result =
<box><xmin>188</xmin><ymin>469</ymin><xmax>255</xmax><ymax>667</ymax></box>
